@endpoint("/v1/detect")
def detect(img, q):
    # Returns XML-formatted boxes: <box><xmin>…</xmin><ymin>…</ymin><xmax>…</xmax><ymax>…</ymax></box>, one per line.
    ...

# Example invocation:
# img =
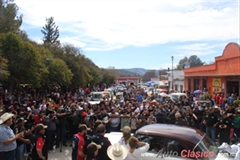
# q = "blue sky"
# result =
<box><xmin>15</xmin><ymin>0</ymin><xmax>239</xmax><ymax>70</ymax></box>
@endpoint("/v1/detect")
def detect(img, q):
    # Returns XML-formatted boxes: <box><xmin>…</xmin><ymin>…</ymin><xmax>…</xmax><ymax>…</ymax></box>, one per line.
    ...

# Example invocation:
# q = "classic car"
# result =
<box><xmin>105</xmin><ymin>124</ymin><xmax>234</xmax><ymax>160</ymax></box>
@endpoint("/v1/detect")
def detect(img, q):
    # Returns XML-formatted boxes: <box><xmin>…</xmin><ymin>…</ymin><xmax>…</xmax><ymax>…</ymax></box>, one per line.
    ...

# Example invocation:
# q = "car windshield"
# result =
<box><xmin>193</xmin><ymin>134</ymin><xmax>218</xmax><ymax>160</ymax></box>
<box><xmin>92</xmin><ymin>93</ymin><xmax>103</xmax><ymax>101</ymax></box>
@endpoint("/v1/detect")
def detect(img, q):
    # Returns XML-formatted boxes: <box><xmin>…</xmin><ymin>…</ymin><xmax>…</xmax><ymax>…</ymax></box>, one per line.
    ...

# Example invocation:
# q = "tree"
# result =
<box><xmin>0</xmin><ymin>55</ymin><xmax>10</xmax><ymax>80</ymax></box>
<box><xmin>142</xmin><ymin>70</ymin><xmax>156</xmax><ymax>82</ymax></box>
<box><xmin>0</xmin><ymin>0</ymin><xmax>22</xmax><ymax>33</ymax></box>
<box><xmin>176</xmin><ymin>55</ymin><xmax>204</xmax><ymax>69</ymax></box>
<box><xmin>41</xmin><ymin>17</ymin><xmax>60</xmax><ymax>45</ymax></box>
<box><xmin>0</xmin><ymin>33</ymin><xmax>45</xmax><ymax>90</ymax></box>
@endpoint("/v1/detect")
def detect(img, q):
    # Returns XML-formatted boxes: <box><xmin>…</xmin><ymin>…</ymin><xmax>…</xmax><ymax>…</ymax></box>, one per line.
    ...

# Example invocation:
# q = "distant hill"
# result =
<box><xmin>117</xmin><ymin>68</ymin><xmax>149</xmax><ymax>76</ymax></box>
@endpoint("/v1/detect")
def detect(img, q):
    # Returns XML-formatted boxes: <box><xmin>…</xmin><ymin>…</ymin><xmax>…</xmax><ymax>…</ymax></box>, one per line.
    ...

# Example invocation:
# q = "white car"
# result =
<box><xmin>105</xmin><ymin>124</ymin><xmax>235</xmax><ymax>160</ymax></box>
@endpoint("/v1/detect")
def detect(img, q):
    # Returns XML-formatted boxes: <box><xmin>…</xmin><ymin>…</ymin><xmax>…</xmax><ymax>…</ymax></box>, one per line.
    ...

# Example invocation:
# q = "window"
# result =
<box><xmin>136</xmin><ymin>134</ymin><xmax>187</xmax><ymax>159</ymax></box>
<box><xmin>180</xmin><ymin>85</ymin><xmax>183</xmax><ymax>92</ymax></box>
<box><xmin>202</xmin><ymin>78</ymin><xmax>207</xmax><ymax>89</ymax></box>
<box><xmin>188</xmin><ymin>78</ymin><xmax>191</xmax><ymax>91</ymax></box>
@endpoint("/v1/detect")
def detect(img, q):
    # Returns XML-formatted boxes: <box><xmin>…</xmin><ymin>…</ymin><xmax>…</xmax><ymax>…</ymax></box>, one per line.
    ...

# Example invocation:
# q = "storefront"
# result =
<box><xmin>115</xmin><ymin>77</ymin><xmax>140</xmax><ymax>85</ymax></box>
<box><xmin>184</xmin><ymin>42</ymin><xmax>240</xmax><ymax>97</ymax></box>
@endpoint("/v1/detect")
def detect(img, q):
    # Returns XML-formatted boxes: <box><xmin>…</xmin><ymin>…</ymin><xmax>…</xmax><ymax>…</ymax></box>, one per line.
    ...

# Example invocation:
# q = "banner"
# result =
<box><xmin>212</xmin><ymin>78</ymin><xmax>221</xmax><ymax>87</ymax></box>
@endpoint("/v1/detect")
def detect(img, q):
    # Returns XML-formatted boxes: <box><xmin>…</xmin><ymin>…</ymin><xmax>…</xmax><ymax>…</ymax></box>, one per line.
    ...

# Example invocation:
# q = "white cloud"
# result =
<box><xmin>174</xmin><ymin>42</ymin><xmax>228</xmax><ymax>58</ymax></box>
<box><xmin>15</xmin><ymin>0</ymin><xmax>239</xmax><ymax>51</ymax></box>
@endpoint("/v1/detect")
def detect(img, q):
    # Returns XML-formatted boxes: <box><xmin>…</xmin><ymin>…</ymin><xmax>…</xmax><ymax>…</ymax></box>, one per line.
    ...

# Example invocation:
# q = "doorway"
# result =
<box><xmin>227</xmin><ymin>81</ymin><xmax>239</xmax><ymax>97</ymax></box>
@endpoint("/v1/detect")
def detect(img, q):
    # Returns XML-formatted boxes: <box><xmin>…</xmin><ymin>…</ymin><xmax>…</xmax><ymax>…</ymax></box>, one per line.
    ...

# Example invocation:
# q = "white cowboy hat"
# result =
<box><xmin>107</xmin><ymin>143</ymin><xmax>128</xmax><ymax>160</ymax></box>
<box><xmin>0</xmin><ymin>112</ymin><xmax>14</xmax><ymax>124</ymax></box>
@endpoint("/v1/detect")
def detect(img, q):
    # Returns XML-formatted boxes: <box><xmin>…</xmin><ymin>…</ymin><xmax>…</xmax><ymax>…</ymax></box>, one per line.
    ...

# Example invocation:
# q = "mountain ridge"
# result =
<box><xmin>117</xmin><ymin>68</ymin><xmax>149</xmax><ymax>76</ymax></box>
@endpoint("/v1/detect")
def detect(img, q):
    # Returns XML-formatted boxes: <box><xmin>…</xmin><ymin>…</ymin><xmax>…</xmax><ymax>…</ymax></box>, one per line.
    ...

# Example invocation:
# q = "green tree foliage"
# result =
<box><xmin>0</xmin><ymin>1</ymin><xmax>117</xmax><ymax>90</ymax></box>
<box><xmin>100</xmin><ymin>73</ymin><xmax>115</xmax><ymax>85</ymax></box>
<box><xmin>0</xmin><ymin>33</ymin><xmax>45</xmax><ymax>89</ymax></box>
<box><xmin>47</xmin><ymin>58</ymin><xmax>73</xmax><ymax>86</ymax></box>
<box><xmin>176</xmin><ymin>55</ymin><xmax>204</xmax><ymax>69</ymax></box>
<box><xmin>0</xmin><ymin>55</ymin><xmax>10</xmax><ymax>80</ymax></box>
<box><xmin>142</xmin><ymin>70</ymin><xmax>156</xmax><ymax>82</ymax></box>
<box><xmin>41</xmin><ymin>17</ymin><xmax>60</xmax><ymax>45</ymax></box>
<box><xmin>36</xmin><ymin>46</ymin><xmax>73</xmax><ymax>87</ymax></box>
<box><xmin>0</xmin><ymin>0</ymin><xmax>22</xmax><ymax>33</ymax></box>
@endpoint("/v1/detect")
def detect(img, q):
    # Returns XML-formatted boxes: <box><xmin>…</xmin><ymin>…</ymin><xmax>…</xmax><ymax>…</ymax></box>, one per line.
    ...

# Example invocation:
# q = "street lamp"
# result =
<box><xmin>171</xmin><ymin>56</ymin><xmax>174</xmax><ymax>91</ymax></box>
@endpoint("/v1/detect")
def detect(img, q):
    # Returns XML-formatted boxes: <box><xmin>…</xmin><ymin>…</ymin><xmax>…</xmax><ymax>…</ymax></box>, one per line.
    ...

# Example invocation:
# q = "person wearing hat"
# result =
<box><xmin>72</xmin><ymin>124</ymin><xmax>90</xmax><ymax>160</ymax></box>
<box><xmin>118</xmin><ymin>126</ymin><xmax>131</xmax><ymax>149</ymax></box>
<box><xmin>0</xmin><ymin>112</ymin><xmax>24</xmax><ymax>160</ymax></box>
<box><xmin>31</xmin><ymin>123</ymin><xmax>48</xmax><ymax>160</ymax></box>
<box><xmin>124</xmin><ymin>136</ymin><xmax>149</xmax><ymax>160</ymax></box>
<box><xmin>92</xmin><ymin>124</ymin><xmax>111</xmax><ymax>160</ymax></box>
<box><xmin>14</xmin><ymin>118</ymin><xmax>31</xmax><ymax>160</ymax></box>
<box><xmin>107</xmin><ymin>143</ymin><xmax>128</xmax><ymax>160</ymax></box>
<box><xmin>218</xmin><ymin>112</ymin><xmax>233</xmax><ymax>145</ymax></box>
<box><xmin>86</xmin><ymin>142</ymin><xmax>101</xmax><ymax>160</ymax></box>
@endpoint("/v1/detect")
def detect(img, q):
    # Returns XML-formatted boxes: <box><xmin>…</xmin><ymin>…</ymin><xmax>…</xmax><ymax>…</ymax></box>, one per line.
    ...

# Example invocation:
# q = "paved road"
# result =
<box><xmin>48</xmin><ymin>145</ymin><xmax>71</xmax><ymax>160</ymax></box>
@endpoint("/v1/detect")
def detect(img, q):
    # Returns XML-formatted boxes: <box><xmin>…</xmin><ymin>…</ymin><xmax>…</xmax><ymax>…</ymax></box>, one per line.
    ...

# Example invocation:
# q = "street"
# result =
<box><xmin>48</xmin><ymin>145</ymin><xmax>71</xmax><ymax>160</ymax></box>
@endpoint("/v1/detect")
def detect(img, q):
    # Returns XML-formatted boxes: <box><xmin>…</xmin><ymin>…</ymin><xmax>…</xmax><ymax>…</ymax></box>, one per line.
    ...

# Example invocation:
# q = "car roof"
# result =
<box><xmin>170</xmin><ymin>93</ymin><xmax>187</xmax><ymax>95</ymax></box>
<box><xmin>135</xmin><ymin>124</ymin><xmax>204</xmax><ymax>150</ymax></box>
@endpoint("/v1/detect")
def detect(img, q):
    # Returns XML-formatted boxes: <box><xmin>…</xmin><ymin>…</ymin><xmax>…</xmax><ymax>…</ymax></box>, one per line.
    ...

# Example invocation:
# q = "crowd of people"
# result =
<box><xmin>0</xmin><ymin>85</ymin><xmax>240</xmax><ymax>160</ymax></box>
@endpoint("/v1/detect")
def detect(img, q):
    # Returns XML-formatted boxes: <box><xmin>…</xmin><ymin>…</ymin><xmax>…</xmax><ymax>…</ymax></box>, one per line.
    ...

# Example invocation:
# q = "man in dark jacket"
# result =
<box><xmin>31</xmin><ymin>124</ymin><xmax>48</xmax><ymax>160</ymax></box>
<box><xmin>203</xmin><ymin>107</ymin><xmax>218</xmax><ymax>142</ymax></box>
<box><xmin>92</xmin><ymin>124</ymin><xmax>111</xmax><ymax>160</ymax></box>
<box><xmin>218</xmin><ymin>112</ymin><xmax>233</xmax><ymax>145</ymax></box>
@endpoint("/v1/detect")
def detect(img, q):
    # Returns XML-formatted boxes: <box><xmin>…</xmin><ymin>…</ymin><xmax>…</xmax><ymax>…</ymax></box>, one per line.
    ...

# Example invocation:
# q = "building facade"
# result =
<box><xmin>115</xmin><ymin>77</ymin><xmax>140</xmax><ymax>85</ymax></box>
<box><xmin>184</xmin><ymin>42</ymin><xmax>240</xmax><ymax>97</ymax></box>
<box><xmin>168</xmin><ymin>70</ymin><xmax>185</xmax><ymax>92</ymax></box>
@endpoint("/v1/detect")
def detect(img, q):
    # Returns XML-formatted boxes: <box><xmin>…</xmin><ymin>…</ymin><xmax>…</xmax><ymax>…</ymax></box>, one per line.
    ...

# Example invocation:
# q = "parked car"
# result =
<box><xmin>193</xmin><ymin>100</ymin><xmax>213</xmax><ymax>108</ymax></box>
<box><xmin>169</xmin><ymin>93</ymin><xmax>188</xmax><ymax>103</ymax></box>
<box><xmin>105</xmin><ymin>124</ymin><xmax>232</xmax><ymax>160</ymax></box>
<box><xmin>88</xmin><ymin>91</ymin><xmax>104</xmax><ymax>105</ymax></box>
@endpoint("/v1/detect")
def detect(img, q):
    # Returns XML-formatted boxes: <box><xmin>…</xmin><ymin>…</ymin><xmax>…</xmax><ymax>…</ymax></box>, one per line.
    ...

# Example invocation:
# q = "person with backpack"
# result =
<box><xmin>30</xmin><ymin>124</ymin><xmax>48</xmax><ymax>160</ymax></box>
<box><xmin>72</xmin><ymin>124</ymin><xmax>90</xmax><ymax>160</ymax></box>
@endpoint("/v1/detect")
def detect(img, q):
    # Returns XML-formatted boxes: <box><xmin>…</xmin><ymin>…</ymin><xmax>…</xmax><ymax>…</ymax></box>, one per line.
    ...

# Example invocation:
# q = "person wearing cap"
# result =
<box><xmin>118</xmin><ymin>126</ymin><xmax>131</xmax><ymax>149</ymax></box>
<box><xmin>14</xmin><ymin>118</ymin><xmax>31</xmax><ymax>160</ymax></box>
<box><xmin>124</xmin><ymin>136</ymin><xmax>149</xmax><ymax>160</ymax></box>
<box><xmin>218</xmin><ymin>112</ymin><xmax>233</xmax><ymax>145</ymax></box>
<box><xmin>86</xmin><ymin>142</ymin><xmax>101</xmax><ymax>160</ymax></box>
<box><xmin>107</xmin><ymin>143</ymin><xmax>128</xmax><ymax>160</ymax></box>
<box><xmin>72</xmin><ymin>124</ymin><xmax>90</xmax><ymax>160</ymax></box>
<box><xmin>0</xmin><ymin>112</ymin><xmax>24</xmax><ymax>160</ymax></box>
<box><xmin>92</xmin><ymin>124</ymin><xmax>111</xmax><ymax>160</ymax></box>
<box><xmin>31</xmin><ymin>123</ymin><xmax>48</xmax><ymax>160</ymax></box>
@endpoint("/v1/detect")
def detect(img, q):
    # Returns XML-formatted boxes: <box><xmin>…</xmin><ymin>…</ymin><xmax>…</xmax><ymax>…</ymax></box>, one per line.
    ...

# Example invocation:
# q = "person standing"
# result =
<box><xmin>93</xmin><ymin>124</ymin><xmax>111</xmax><ymax>160</ymax></box>
<box><xmin>0</xmin><ymin>112</ymin><xmax>24</xmax><ymax>160</ymax></box>
<box><xmin>124</xmin><ymin>136</ymin><xmax>150</xmax><ymax>160</ymax></box>
<box><xmin>218</xmin><ymin>112</ymin><xmax>233</xmax><ymax>145</ymax></box>
<box><xmin>118</xmin><ymin>126</ymin><xmax>131</xmax><ymax>149</ymax></box>
<box><xmin>14</xmin><ymin>118</ymin><xmax>31</xmax><ymax>160</ymax></box>
<box><xmin>72</xmin><ymin>124</ymin><xmax>90</xmax><ymax>160</ymax></box>
<box><xmin>203</xmin><ymin>107</ymin><xmax>218</xmax><ymax>142</ymax></box>
<box><xmin>31</xmin><ymin>124</ymin><xmax>48</xmax><ymax>160</ymax></box>
<box><xmin>45</xmin><ymin>110</ymin><xmax>57</xmax><ymax>151</ymax></box>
